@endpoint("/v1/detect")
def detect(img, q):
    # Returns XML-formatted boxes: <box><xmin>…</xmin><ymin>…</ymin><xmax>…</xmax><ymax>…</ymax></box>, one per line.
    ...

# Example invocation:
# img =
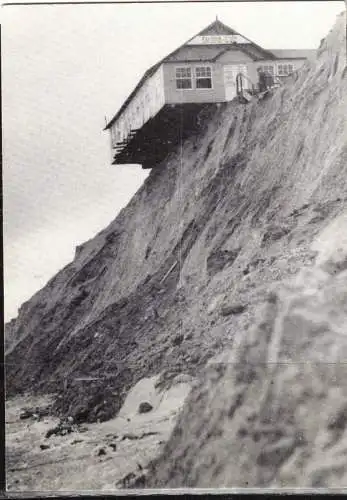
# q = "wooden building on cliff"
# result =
<box><xmin>105</xmin><ymin>19</ymin><xmax>315</xmax><ymax>169</ymax></box>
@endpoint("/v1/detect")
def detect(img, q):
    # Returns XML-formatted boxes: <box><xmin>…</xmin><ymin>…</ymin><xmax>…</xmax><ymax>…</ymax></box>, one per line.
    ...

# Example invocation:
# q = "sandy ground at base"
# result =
<box><xmin>5</xmin><ymin>374</ymin><xmax>192</xmax><ymax>493</ymax></box>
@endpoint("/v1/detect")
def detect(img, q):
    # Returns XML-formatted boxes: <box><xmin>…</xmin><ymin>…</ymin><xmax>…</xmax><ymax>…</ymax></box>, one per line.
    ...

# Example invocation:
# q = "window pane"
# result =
<box><xmin>176</xmin><ymin>67</ymin><xmax>191</xmax><ymax>78</ymax></box>
<box><xmin>176</xmin><ymin>66</ymin><xmax>192</xmax><ymax>89</ymax></box>
<box><xmin>196</xmin><ymin>66</ymin><xmax>211</xmax><ymax>78</ymax></box>
<box><xmin>176</xmin><ymin>78</ymin><xmax>192</xmax><ymax>89</ymax></box>
<box><xmin>196</xmin><ymin>77</ymin><xmax>212</xmax><ymax>89</ymax></box>
<box><xmin>277</xmin><ymin>64</ymin><xmax>294</xmax><ymax>76</ymax></box>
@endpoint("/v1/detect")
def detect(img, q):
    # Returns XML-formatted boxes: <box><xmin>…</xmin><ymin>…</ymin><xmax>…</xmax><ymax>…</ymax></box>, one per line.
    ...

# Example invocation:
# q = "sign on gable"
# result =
<box><xmin>188</xmin><ymin>34</ymin><xmax>249</xmax><ymax>45</ymax></box>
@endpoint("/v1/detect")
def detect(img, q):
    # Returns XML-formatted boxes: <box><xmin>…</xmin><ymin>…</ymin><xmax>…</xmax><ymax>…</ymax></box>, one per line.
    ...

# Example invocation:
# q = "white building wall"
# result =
<box><xmin>110</xmin><ymin>65</ymin><xmax>165</xmax><ymax>149</ymax></box>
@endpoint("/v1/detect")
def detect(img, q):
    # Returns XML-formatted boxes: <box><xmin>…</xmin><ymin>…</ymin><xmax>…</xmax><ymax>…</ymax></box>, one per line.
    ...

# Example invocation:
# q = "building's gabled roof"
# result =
<box><xmin>269</xmin><ymin>49</ymin><xmax>316</xmax><ymax>60</ymax></box>
<box><xmin>165</xmin><ymin>45</ymin><xmax>232</xmax><ymax>62</ymax></box>
<box><xmin>195</xmin><ymin>18</ymin><xmax>238</xmax><ymax>36</ymax></box>
<box><xmin>165</xmin><ymin>44</ymin><xmax>262</xmax><ymax>63</ymax></box>
<box><xmin>237</xmin><ymin>43</ymin><xmax>275</xmax><ymax>61</ymax></box>
<box><xmin>215</xmin><ymin>43</ymin><xmax>272</xmax><ymax>62</ymax></box>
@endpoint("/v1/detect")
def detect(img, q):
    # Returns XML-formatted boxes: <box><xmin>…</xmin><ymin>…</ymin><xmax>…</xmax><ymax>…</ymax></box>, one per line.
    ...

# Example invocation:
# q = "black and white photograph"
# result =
<box><xmin>3</xmin><ymin>0</ymin><xmax>347</xmax><ymax>492</ymax></box>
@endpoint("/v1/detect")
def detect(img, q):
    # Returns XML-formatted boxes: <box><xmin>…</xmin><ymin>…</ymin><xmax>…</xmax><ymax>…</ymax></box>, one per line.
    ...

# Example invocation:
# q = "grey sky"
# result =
<box><xmin>3</xmin><ymin>1</ymin><xmax>344</xmax><ymax>321</ymax></box>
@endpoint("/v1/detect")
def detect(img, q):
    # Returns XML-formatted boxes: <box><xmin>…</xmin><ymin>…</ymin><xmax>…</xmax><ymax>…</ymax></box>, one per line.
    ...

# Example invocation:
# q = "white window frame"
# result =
<box><xmin>277</xmin><ymin>63</ymin><xmax>294</xmax><ymax>76</ymax></box>
<box><xmin>195</xmin><ymin>65</ymin><xmax>213</xmax><ymax>90</ymax></box>
<box><xmin>175</xmin><ymin>66</ymin><xmax>193</xmax><ymax>90</ymax></box>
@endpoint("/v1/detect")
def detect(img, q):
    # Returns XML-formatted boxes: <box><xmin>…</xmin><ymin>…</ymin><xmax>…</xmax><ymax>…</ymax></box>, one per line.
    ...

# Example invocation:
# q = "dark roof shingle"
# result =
<box><xmin>165</xmin><ymin>45</ymin><xmax>229</xmax><ymax>62</ymax></box>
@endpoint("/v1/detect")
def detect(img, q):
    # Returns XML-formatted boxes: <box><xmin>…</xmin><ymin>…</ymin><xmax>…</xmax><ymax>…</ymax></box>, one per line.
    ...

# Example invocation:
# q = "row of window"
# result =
<box><xmin>258</xmin><ymin>63</ymin><xmax>294</xmax><ymax>76</ymax></box>
<box><xmin>176</xmin><ymin>62</ymin><xmax>295</xmax><ymax>91</ymax></box>
<box><xmin>176</xmin><ymin>66</ymin><xmax>212</xmax><ymax>89</ymax></box>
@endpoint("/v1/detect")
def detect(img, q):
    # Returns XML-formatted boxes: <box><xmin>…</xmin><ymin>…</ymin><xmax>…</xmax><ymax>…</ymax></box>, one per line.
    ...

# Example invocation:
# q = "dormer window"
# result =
<box><xmin>176</xmin><ymin>67</ymin><xmax>192</xmax><ymax>89</ymax></box>
<box><xmin>195</xmin><ymin>66</ymin><xmax>212</xmax><ymax>88</ymax></box>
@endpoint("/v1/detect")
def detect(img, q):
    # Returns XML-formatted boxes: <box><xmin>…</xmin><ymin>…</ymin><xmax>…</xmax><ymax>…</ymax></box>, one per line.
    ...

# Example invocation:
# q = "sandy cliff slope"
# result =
<box><xmin>146</xmin><ymin>211</ymin><xmax>347</xmax><ymax>488</ymax></box>
<box><xmin>5</xmin><ymin>13</ymin><xmax>347</xmax><ymax>489</ymax></box>
<box><xmin>144</xmin><ymin>12</ymin><xmax>347</xmax><ymax>488</ymax></box>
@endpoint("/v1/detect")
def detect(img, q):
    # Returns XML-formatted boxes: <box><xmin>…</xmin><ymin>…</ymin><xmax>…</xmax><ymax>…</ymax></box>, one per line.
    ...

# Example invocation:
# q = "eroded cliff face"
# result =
<box><xmin>144</xmin><ymin>12</ymin><xmax>347</xmax><ymax>488</ymax></box>
<box><xmin>146</xmin><ymin>210</ymin><xmax>347</xmax><ymax>488</ymax></box>
<box><xmin>6</xmin><ymin>10</ymin><xmax>347</xmax><ymax>462</ymax></box>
